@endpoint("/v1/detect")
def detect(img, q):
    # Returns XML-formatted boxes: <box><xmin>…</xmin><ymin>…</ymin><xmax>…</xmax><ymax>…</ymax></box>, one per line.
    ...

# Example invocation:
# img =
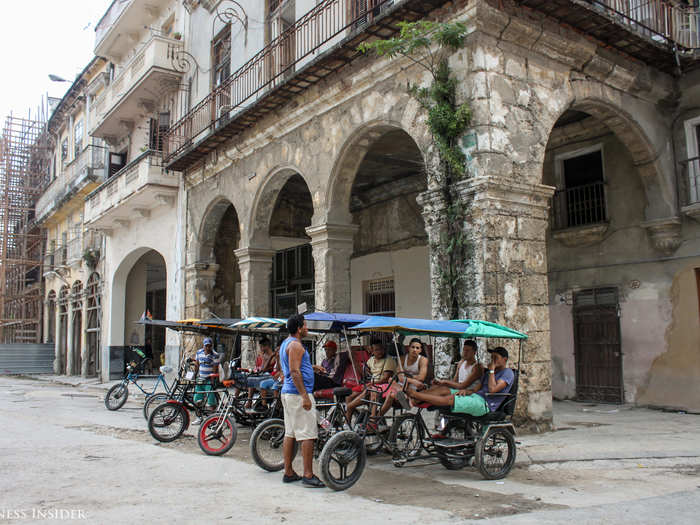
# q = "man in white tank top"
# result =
<box><xmin>431</xmin><ymin>340</ymin><xmax>482</xmax><ymax>391</ymax></box>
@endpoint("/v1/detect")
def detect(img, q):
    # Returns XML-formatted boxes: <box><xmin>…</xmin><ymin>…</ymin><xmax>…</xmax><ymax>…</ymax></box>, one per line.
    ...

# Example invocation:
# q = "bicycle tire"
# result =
<box><xmin>250</xmin><ymin>418</ymin><xmax>297</xmax><ymax>472</ymax></box>
<box><xmin>198</xmin><ymin>415</ymin><xmax>237</xmax><ymax>456</ymax></box>
<box><xmin>388</xmin><ymin>413</ymin><xmax>423</xmax><ymax>461</ymax></box>
<box><xmin>148</xmin><ymin>402</ymin><xmax>187</xmax><ymax>443</ymax></box>
<box><xmin>475</xmin><ymin>426</ymin><xmax>516</xmax><ymax>480</ymax></box>
<box><xmin>143</xmin><ymin>393</ymin><xmax>170</xmax><ymax>420</ymax></box>
<box><xmin>104</xmin><ymin>382</ymin><xmax>129</xmax><ymax>411</ymax></box>
<box><xmin>319</xmin><ymin>430</ymin><xmax>366</xmax><ymax>491</ymax></box>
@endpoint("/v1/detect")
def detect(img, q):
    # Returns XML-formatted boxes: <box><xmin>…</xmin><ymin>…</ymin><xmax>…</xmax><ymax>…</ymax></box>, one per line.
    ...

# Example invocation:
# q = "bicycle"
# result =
<box><xmin>104</xmin><ymin>358</ymin><xmax>173</xmax><ymax>413</ymax></box>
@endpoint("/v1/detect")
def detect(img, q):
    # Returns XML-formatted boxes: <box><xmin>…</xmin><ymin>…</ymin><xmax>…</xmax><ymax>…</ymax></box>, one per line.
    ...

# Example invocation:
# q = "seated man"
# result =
<box><xmin>245</xmin><ymin>337</ymin><xmax>276</xmax><ymax>410</ymax></box>
<box><xmin>345</xmin><ymin>338</ymin><xmax>397</xmax><ymax>426</ymax></box>
<box><xmin>312</xmin><ymin>340</ymin><xmax>349</xmax><ymax>391</ymax></box>
<box><xmin>407</xmin><ymin>347</ymin><xmax>514</xmax><ymax>417</ymax></box>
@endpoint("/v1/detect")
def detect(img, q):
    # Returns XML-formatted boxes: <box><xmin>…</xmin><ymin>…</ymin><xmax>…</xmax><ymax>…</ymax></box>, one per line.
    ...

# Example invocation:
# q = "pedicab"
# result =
<box><xmin>314</xmin><ymin>316</ymin><xmax>527</xmax><ymax>490</ymax></box>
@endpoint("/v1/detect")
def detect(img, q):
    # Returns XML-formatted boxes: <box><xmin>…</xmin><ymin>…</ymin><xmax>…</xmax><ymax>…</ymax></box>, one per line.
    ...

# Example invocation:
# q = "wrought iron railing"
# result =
<box><xmin>680</xmin><ymin>155</ymin><xmax>700</xmax><ymax>206</ymax></box>
<box><xmin>591</xmin><ymin>1</ymin><xmax>700</xmax><ymax>50</ymax></box>
<box><xmin>552</xmin><ymin>181</ymin><xmax>608</xmax><ymax>230</ymax></box>
<box><xmin>164</xmin><ymin>0</ymin><xmax>395</xmax><ymax>162</ymax></box>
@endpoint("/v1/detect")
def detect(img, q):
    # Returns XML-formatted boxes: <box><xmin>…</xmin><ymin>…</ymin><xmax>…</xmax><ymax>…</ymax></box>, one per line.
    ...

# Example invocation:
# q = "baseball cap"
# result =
<box><xmin>488</xmin><ymin>347</ymin><xmax>508</xmax><ymax>359</ymax></box>
<box><xmin>323</xmin><ymin>340</ymin><xmax>338</xmax><ymax>350</ymax></box>
<box><xmin>203</xmin><ymin>337</ymin><xmax>213</xmax><ymax>346</ymax></box>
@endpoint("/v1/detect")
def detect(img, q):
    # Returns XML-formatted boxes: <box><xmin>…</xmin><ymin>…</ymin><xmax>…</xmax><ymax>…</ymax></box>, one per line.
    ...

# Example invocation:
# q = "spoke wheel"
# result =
<box><xmin>143</xmin><ymin>393</ymin><xmax>170</xmax><ymax>420</ymax></box>
<box><xmin>250</xmin><ymin>418</ymin><xmax>296</xmax><ymax>472</ymax></box>
<box><xmin>198</xmin><ymin>415</ymin><xmax>237</xmax><ymax>456</ymax></box>
<box><xmin>104</xmin><ymin>383</ymin><xmax>129</xmax><ymax>411</ymax></box>
<box><xmin>475</xmin><ymin>427</ymin><xmax>516</xmax><ymax>480</ymax></box>
<box><xmin>319</xmin><ymin>431</ymin><xmax>366</xmax><ymax>491</ymax></box>
<box><xmin>388</xmin><ymin>413</ymin><xmax>423</xmax><ymax>461</ymax></box>
<box><xmin>148</xmin><ymin>403</ymin><xmax>187</xmax><ymax>443</ymax></box>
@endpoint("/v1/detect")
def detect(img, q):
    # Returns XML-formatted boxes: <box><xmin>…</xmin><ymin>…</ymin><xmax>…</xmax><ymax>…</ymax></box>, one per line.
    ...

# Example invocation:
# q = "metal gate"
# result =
<box><xmin>573</xmin><ymin>287</ymin><xmax>624</xmax><ymax>403</ymax></box>
<box><xmin>0</xmin><ymin>344</ymin><xmax>55</xmax><ymax>374</ymax></box>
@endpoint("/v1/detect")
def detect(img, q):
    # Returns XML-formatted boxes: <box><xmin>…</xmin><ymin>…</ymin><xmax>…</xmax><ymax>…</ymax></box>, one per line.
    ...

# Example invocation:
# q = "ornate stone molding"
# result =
<box><xmin>552</xmin><ymin>223</ymin><xmax>609</xmax><ymax>247</ymax></box>
<box><xmin>457</xmin><ymin>176</ymin><xmax>555</xmax><ymax>219</ymax></box>
<box><xmin>641</xmin><ymin>217</ymin><xmax>682</xmax><ymax>255</ymax></box>
<box><xmin>233</xmin><ymin>247</ymin><xmax>276</xmax><ymax>266</ymax></box>
<box><xmin>681</xmin><ymin>202</ymin><xmax>700</xmax><ymax>221</ymax></box>
<box><xmin>305</xmin><ymin>223</ymin><xmax>359</xmax><ymax>246</ymax></box>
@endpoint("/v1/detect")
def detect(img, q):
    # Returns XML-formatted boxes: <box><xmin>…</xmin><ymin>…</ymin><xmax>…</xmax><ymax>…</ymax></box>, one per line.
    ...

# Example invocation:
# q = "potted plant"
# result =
<box><xmin>172</xmin><ymin>32</ymin><xmax>182</xmax><ymax>41</ymax></box>
<box><xmin>82</xmin><ymin>248</ymin><xmax>100</xmax><ymax>269</ymax></box>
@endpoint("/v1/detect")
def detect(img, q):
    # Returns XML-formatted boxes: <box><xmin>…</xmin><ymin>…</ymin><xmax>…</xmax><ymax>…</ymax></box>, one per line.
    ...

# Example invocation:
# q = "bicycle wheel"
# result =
<box><xmin>250</xmin><ymin>418</ymin><xmax>296</xmax><ymax>472</ymax></box>
<box><xmin>198</xmin><ymin>415</ymin><xmax>237</xmax><ymax>456</ymax></box>
<box><xmin>388</xmin><ymin>413</ymin><xmax>423</xmax><ymax>461</ymax></box>
<box><xmin>104</xmin><ymin>382</ymin><xmax>129</xmax><ymax>411</ymax></box>
<box><xmin>319</xmin><ymin>431</ymin><xmax>366</xmax><ymax>491</ymax></box>
<box><xmin>143</xmin><ymin>393</ymin><xmax>170</xmax><ymax>420</ymax></box>
<box><xmin>353</xmin><ymin>408</ymin><xmax>385</xmax><ymax>456</ymax></box>
<box><xmin>475</xmin><ymin>427</ymin><xmax>516</xmax><ymax>480</ymax></box>
<box><xmin>148</xmin><ymin>402</ymin><xmax>187</xmax><ymax>443</ymax></box>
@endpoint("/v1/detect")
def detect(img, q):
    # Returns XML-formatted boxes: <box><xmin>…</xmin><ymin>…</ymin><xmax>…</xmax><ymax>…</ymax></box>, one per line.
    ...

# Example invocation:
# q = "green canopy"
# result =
<box><xmin>451</xmin><ymin>319</ymin><xmax>528</xmax><ymax>339</ymax></box>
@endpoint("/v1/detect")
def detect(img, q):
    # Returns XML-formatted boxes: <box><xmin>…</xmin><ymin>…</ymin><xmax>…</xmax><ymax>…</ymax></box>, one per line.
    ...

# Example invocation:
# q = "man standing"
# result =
<box><xmin>193</xmin><ymin>337</ymin><xmax>221</xmax><ymax>424</ymax></box>
<box><xmin>279</xmin><ymin>314</ymin><xmax>324</xmax><ymax>487</ymax></box>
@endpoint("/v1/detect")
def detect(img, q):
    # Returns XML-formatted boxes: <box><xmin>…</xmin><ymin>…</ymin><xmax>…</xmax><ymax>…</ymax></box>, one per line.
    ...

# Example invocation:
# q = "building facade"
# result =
<box><xmin>36</xmin><ymin>0</ymin><xmax>699</xmax><ymax>421</ymax></box>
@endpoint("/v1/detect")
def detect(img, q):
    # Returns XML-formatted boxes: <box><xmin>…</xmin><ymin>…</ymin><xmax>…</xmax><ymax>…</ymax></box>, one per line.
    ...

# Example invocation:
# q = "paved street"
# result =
<box><xmin>1</xmin><ymin>375</ymin><xmax>699</xmax><ymax>524</ymax></box>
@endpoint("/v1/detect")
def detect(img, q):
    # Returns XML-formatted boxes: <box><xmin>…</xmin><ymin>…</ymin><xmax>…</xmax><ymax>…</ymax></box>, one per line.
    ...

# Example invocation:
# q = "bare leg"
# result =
<box><xmin>378</xmin><ymin>391</ymin><xmax>395</xmax><ymax>417</ymax></box>
<box><xmin>420</xmin><ymin>385</ymin><xmax>453</xmax><ymax>396</ymax></box>
<box><xmin>407</xmin><ymin>389</ymin><xmax>455</xmax><ymax>407</ymax></box>
<box><xmin>301</xmin><ymin>439</ymin><xmax>315</xmax><ymax>478</ymax></box>
<box><xmin>283</xmin><ymin>436</ymin><xmax>297</xmax><ymax>476</ymax></box>
<box><xmin>345</xmin><ymin>388</ymin><xmax>367</xmax><ymax>424</ymax></box>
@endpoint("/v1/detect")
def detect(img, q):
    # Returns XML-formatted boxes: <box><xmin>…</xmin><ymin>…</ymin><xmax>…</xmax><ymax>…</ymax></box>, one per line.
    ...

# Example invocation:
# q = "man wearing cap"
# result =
<box><xmin>311</xmin><ymin>340</ymin><xmax>348</xmax><ymax>390</ymax></box>
<box><xmin>406</xmin><ymin>347</ymin><xmax>514</xmax><ymax>416</ymax></box>
<box><xmin>193</xmin><ymin>337</ymin><xmax>221</xmax><ymax>419</ymax></box>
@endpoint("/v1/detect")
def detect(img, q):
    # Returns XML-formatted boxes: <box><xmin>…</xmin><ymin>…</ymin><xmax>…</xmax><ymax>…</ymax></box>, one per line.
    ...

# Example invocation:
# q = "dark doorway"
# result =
<box><xmin>573</xmin><ymin>287</ymin><xmax>623</xmax><ymax>403</ymax></box>
<box><xmin>109</xmin><ymin>151</ymin><xmax>127</xmax><ymax>177</ymax></box>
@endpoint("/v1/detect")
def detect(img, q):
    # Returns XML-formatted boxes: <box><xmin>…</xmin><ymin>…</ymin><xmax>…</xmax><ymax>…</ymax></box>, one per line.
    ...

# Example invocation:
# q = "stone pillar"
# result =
<box><xmin>66</xmin><ymin>301</ymin><xmax>75</xmax><ymax>376</ymax></box>
<box><xmin>306</xmin><ymin>224</ymin><xmax>358</xmax><ymax>313</ymax></box>
<box><xmin>80</xmin><ymin>298</ymin><xmax>89</xmax><ymax>378</ymax></box>
<box><xmin>184</xmin><ymin>262</ymin><xmax>219</xmax><ymax>321</ymax></box>
<box><xmin>457</xmin><ymin>175</ymin><xmax>555</xmax><ymax>429</ymax></box>
<box><xmin>234</xmin><ymin>247</ymin><xmax>275</xmax><ymax>366</ymax></box>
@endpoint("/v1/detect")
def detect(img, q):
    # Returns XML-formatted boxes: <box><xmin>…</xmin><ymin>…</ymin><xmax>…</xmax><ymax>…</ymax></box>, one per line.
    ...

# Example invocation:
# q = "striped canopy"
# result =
<box><xmin>231</xmin><ymin>317</ymin><xmax>287</xmax><ymax>330</ymax></box>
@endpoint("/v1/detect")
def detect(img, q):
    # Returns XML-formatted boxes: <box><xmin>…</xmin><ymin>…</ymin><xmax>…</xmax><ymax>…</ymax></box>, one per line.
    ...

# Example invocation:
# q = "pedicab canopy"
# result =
<box><xmin>451</xmin><ymin>319</ymin><xmax>528</xmax><ymax>339</ymax></box>
<box><xmin>350</xmin><ymin>316</ymin><xmax>527</xmax><ymax>339</ymax></box>
<box><xmin>303</xmin><ymin>311</ymin><xmax>370</xmax><ymax>333</ymax></box>
<box><xmin>230</xmin><ymin>317</ymin><xmax>287</xmax><ymax>330</ymax></box>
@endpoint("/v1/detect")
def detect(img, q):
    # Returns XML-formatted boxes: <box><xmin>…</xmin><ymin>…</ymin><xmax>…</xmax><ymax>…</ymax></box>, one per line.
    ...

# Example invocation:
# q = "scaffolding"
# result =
<box><xmin>0</xmin><ymin>112</ymin><xmax>50</xmax><ymax>343</ymax></box>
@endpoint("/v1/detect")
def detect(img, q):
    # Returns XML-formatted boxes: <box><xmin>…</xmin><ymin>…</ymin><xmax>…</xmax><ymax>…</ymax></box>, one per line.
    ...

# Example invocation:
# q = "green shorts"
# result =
<box><xmin>451</xmin><ymin>392</ymin><xmax>488</xmax><ymax>416</ymax></box>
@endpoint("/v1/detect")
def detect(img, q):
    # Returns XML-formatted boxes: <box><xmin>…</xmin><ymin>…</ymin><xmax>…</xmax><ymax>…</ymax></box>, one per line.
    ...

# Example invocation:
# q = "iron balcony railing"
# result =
<box><xmin>164</xmin><ymin>0</ymin><xmax>395</xmax><ymax>163</ymax></box>
<box><xmin>590</xmin><ymin>1</ymin><xmax>700</xmax><ymax>50</ymax></box>
<box><xmin>552</xmin><ymin>181</ymin><xmax>608</xmax><ymax>230</ymax></box>
<box><xmin>680</xmin><ymin>155</ymin><xmax>700</xmax><ymax>206</ymax></box>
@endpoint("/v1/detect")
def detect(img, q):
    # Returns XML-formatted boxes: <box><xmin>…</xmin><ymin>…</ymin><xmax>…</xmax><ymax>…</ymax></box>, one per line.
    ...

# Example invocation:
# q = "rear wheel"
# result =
<box><xmin>104</xmin><ymin>383</ymin><xmax>129</xmax><ymax>411</ymax></box>
<box><xmin>250</xmin><ymin>418</ymin><xmax>296</xmax><ymax>472</ymax></box>
<box><xmin>319</xmin><ymin>431</ymin><xmax>366</xmax><ymax>491</ymax></box>
<box><xmin>475</xmin><ymin>427</ymin><xmax>516</xmax><ymax>479</ymax></box>
<box><xmin>438</xmin><ymin>454</ymin><xmax>470</xmax><ymax>470</ymax></box>
<box><xmin>198</xmin><ymin>415</ymin><xmax>237</xmax><ymax>456</ymax></box>
<box><xmin>148</xmin><ymin>403</ymin><xmax>187</xmax><ymax>443</ymax></box>
<box><xmin>143</xmin><ymin>393</ymin><xmax>169</xmax><ymax>420</ymax></box>
<box><xmin>388</xmin><ymin>413</ymin><xmax>423</xmax><ymax>462</ymax></box>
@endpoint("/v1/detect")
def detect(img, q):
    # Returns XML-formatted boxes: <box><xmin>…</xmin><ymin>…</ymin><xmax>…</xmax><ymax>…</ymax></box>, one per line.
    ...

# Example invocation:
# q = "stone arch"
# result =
<box><xmin>247</xmin><ymin>165</ymin><xmax>314</xmax><ymax>246</ymax></box>
<box><xmin>325</xmin><ymin>120</ymin><xmax>429</xmax><ymax>225</ymax></box>
<box><xmin>197</xmin><ymin>197</ymin><xmax>242</xmax><ymax>263</ymax></box>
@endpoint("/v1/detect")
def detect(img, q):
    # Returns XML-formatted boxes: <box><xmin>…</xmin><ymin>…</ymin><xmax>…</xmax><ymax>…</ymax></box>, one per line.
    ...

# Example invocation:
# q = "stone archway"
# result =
<box><xmin>85</xmin><ymin>273</ymin><xmax>101</xmax><ymax>377</ymax></box>
<box><xmin>46</xmin><ymin>290</ymin><xmax>56</xmax><ymax>344</ymax></box>
<box><xmin>56</xmin><ymin>286</ymin><xmax>69</xmax><ymax>374</ymax></box>
<box><xmin>70</xmin><ymin>281</ymin><xmax>83</xmax><ymax>376</ymax></box>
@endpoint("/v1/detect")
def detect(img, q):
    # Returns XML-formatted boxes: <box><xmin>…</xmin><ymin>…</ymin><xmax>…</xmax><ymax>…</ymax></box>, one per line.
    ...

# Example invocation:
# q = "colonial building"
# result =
<box><xmin>36</xmin><ymin>57</ymin><xmax>108</xmax><ymax>377</ymax></box>
<box><xmin>57</xmin><ymin>0</ymin><xmax>699</xmax><ymax>420</ymax></box>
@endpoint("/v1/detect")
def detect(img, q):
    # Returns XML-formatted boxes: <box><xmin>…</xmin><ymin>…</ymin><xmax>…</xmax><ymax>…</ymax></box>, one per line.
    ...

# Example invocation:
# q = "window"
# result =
<box><xmin>270</xmin><ymin>244</ymin><xmax>314</xmax><ymax>317</ymax></box>
<box><xmin>553</xmin><ymin>145</ymin><xmax>607</xmax><ymax>229</ymax></box>
<box><xmin>364</xmin><ymin>278</ymin><xmax>395</xmax><ymax>317</ymax></box>
<box><xmin>149</xmin><ymin>112</ymin><xmax>170</xmax><ymax>152</ymax></box>
<box><xmin>74</xmin><ymin>120</ymin><xmax>83</xmax><ymax>158</ymax></box>
<box><xmin>61</xmin><ymin>138</ymin><xmax>69</xmax><ymax>166</ymax></box>
<box><xmin>212</xmin><ymin>25</ymin><xmax>231</xmax><ymax>89</ymax></box>
<box><xmin>684</xmin><ymin>116</ymin><xmax>700</xmax><ymax>204</ymax></box>
<box><xmin>267</xmin><ymin>0</ymin><xmax>295</xmax><ymax>81</ymax></box>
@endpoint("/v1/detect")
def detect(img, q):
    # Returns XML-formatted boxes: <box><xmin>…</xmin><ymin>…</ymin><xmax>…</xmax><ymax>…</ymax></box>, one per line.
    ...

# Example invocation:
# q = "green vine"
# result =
<box><xmin>359</xmin><ymin>20</ymin><xmax>472</xmax><ymax>320</ymax></box>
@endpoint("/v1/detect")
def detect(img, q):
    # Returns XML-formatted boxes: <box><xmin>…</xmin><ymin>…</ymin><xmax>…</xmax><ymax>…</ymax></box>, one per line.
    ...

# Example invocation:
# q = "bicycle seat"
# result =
<box><xmin>159</xmin><ymin>365</ymin><xmax>173</xmax><ymax>374</ymax></box>
<box><xmin>332</xmin><ymin>387</ymin><xmax>352</xmax><ymax>399</ymax></box>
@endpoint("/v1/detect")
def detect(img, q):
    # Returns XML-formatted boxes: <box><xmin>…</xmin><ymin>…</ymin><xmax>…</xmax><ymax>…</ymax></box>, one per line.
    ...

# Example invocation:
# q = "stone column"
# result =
<box><xmin>66</xmin><ymin>300</ymin><xmax>75</xmax><ymax>376</ymax></box>
<box><xmin>184</xmin><ymin>262</ymin><xmax>219</xmax><ymax>320</ymax></box>
<box><xmin>306</xmin><ymin>224</ymin><xmax>358</xmax><ymax>313</ymax></box>
<box><xmin>80</xmin><ymin>298</ymin><xmax>89</xmax><ymax>378</ymax></box>
<box><xmin>457</xmin><ymin>175</ymin><xmax>555</xmax><ymax>429</ymax></box>
<box><xmin>234</xmin><ymin>247</ymin><xmax>275</xmax><ymax>366</ymax></box>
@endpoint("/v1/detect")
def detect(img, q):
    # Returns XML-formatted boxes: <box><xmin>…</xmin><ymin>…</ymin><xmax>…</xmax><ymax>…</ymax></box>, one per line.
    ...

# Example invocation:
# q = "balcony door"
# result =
<box><xmin>109</xmin><ymin>152</ymin><xmax>126</xmax><ymax>178</ymax></box>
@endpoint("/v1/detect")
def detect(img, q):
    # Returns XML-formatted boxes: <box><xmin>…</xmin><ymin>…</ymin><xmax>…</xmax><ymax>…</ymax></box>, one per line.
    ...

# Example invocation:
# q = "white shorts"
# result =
<box><xmin>281</xmin><ymin>393</ymin><xmax>318</xmax><ymax>441</ymax></box>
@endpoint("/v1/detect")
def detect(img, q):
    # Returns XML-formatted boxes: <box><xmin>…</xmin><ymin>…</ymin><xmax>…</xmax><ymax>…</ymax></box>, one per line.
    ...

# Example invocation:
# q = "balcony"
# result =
<box><xmin>95</xmin><ymin>0</ymin><xmax>164</xmax><ymax>60</ymax></box>
<box><xmin>35</xmin><ymin>145</ymin><xmax>107</xmax><ymax>226</ymax></box>
<box><xmin>84</xmin><ymin>151</ymin><xmax>179</xmax><ymax>230</ymax></box>
<box><xmin>517</xmin><ymin>1</ymin><xmax>699</xmax><ymax>73</ymax></box>
<box><xmin>91</xmin><ymin>35</ymin><xmax>184</xmax><ymax>139</ymax></box>
<box><xmin>551</xmin><ymin>181</ymin><xmax>609</xmax><ymax>246</ymax></box>
<box><xmin>164</xmin><ymin>0</ymin><xmax>451</xmax><ymax>171</ymax></box>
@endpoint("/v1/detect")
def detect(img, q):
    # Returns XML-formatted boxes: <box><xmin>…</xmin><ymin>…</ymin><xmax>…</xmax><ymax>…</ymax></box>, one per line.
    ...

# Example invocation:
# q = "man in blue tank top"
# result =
<box><xmin>279</xmin><ymin>314</ymin><xmax>324</xmax><ymax>487</ymax></box>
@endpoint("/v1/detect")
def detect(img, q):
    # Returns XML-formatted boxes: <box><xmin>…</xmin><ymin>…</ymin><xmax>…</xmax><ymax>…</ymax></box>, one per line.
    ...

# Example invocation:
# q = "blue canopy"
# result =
<box><xmin>350</xmin><ymin>316</ymin><xmax>471</xmax><ymax>337</ymax></box>
<box><xmin>304</xmin><ymin>312</ymin><xmax>370</xmax><ymax>333</ymax></box>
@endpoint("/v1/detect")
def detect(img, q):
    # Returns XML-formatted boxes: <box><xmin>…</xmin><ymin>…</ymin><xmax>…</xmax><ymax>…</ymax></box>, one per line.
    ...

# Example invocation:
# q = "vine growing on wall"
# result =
<box><xmin>359</xmin><ymin>20</ymin><xmax>472</xmax><ymax>321</ymax></box>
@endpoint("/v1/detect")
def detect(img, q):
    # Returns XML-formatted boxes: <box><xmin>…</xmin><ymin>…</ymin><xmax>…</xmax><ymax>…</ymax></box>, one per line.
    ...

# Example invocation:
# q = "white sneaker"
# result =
<box><xmin>192</xmin><ymin>417</ymin><xmax>202</xmax><ymax>425</ymax></box>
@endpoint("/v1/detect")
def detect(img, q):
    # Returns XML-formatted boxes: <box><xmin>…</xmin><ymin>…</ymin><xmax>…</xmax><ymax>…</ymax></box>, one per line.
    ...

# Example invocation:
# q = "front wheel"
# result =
<box><xmin>475</xmin><ymin>427</ymin><xmax>516</xmax><ymax>480</ymax></box>
<box><xmin>148</xmin><ymin>403</ymin><xmax>187</xmax><ymax>443</ymax></box>
<box><xmin>104</xmin><ymin>382</ymin><xmax>129</xmax><ymax>411</ymax></box>
<box><xmin>198</xmin><ymin>415</ymin><xmax>237</xmax><ymax>456</ymax></box>
<box><xmin>388</xmin><ymin>413</ymin><xmax>423</xmax><ymax>461</ymax></box>
<box><xmin>250</xmin><ymin>418</ymin><xmax>296</xmax><ymax>472</ymax></box>
<box><xmin>143</xmin><ymin>393</ymin><xmax>170</xmax><ymax>420</ymax></box>
<box><xmin>319</xmin><ymin>431</ymin><xmax>366</xmax><ymax>491</ymax></box>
